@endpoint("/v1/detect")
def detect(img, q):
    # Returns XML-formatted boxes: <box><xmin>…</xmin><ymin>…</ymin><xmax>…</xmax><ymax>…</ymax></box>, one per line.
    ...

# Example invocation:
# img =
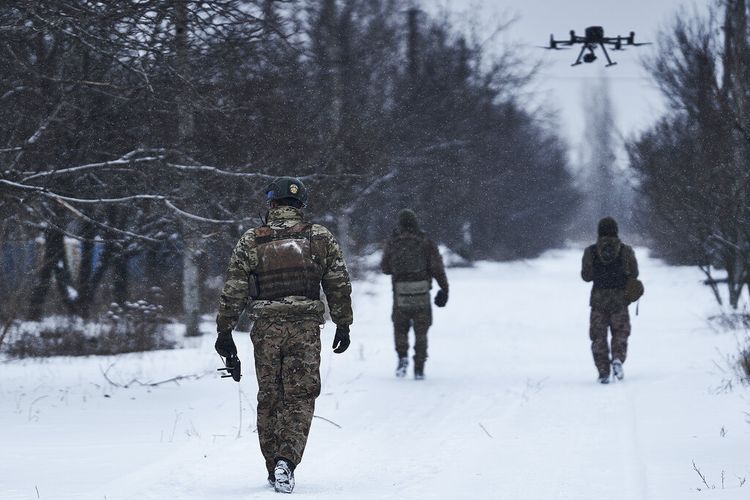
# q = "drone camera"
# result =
<box><xmin>583</xmin><ymin>53</ymin><xmax>597</xmax><ymax>63</ymax></box>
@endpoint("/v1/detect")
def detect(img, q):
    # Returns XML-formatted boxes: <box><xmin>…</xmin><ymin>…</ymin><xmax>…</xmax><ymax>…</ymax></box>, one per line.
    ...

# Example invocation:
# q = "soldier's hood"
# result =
<box><xmin>596</xmin><ymin>236</ymin><xmax>622</xmax><ymax>264</ymax></box>
<box><xmin>267</xmin><ymin>206</ymin><xmax>304</xmax><ymax>227</ymax></box>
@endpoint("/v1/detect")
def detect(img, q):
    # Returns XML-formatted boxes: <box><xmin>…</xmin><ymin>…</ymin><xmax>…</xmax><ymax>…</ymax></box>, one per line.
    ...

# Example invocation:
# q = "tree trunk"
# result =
<box><xmin>26</xmin><ymin>227</ymin><xmax>59</xmax><ymax>320</ymax></box>
<box><xmin>175</xmin><ymin>0</ymin><xmax>201</xmax><ymax>336</ymax></box>
<box><xmin>337</xmin><ymin>212</ymin><xmax>353</xmax><ymax>265</ymax></box>
<box><xmin>73</xmin><ymin>222</ymin><xmax>96</xmax><ymax>319</ymax></box>
<box><xmin>112</xmin><ymin>249</ymin><xmax>129</xmax><ymax>305</ymax></box>
<box><xmin>182</xmin><ymin>246</ymin><xmax>201</xmax><ymax>336</ymax></box>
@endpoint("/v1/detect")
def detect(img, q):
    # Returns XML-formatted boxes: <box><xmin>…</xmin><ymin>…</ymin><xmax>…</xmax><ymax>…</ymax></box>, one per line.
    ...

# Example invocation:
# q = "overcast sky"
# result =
<box><xmin>423</xmin><ymin>0</ymin><xmax>707</xmax><ymax>158</ymax></box>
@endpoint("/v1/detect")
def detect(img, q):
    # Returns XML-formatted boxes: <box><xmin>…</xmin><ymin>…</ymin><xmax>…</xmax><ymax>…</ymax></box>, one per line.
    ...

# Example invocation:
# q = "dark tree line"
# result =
<box><xmin>628</xmin><ymin>0</ymin><xmax>750</xmax><ymax>308</ymax></box>
<box><xmin>0</xmin><ymin>0</ymin><xmax>579</xmax><ymax>325</ymax></box>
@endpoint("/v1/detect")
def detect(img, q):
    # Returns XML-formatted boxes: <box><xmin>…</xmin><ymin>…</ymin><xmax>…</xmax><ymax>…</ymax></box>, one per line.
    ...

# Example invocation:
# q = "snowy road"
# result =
<box><xmin>2</xmin><ymin>249</ymin><xmax>749</xmax><ymax>499</ymax></box>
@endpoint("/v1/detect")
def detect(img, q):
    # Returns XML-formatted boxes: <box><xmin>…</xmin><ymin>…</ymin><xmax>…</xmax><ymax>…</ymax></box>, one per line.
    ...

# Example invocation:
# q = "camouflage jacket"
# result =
<box><xmin>380</xmin><ymin>229</ymin><xmax>449</xmax><ymax>291</ymax></box>
<box><xmin>581</xmin><ymin>237</ymin><xmax>639</xmax><ymax>312</ymax></box>
<box><xmin>217</xmin><ymin>206</ymin><xmax>353</xmax><ymax>331</ymax></box>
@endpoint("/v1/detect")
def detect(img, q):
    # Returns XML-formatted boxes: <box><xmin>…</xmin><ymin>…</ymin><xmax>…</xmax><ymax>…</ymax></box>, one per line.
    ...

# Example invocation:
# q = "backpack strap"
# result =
<box><xmin>255</xmin><ymin>223</ymin><xmax>311</xmax><ymax>245</ymax></box>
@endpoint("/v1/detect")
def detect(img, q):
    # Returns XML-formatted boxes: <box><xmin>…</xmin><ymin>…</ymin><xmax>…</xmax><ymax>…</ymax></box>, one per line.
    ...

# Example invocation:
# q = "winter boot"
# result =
<box><xmin>267</xmin><ymin>471</ymin><xmax>275</xmax><ymax>487</ymax></box>
<box><xmin>414</xmin><ymin>361</ymin><xmax>425</xmax><ymax>380</ymax></box>
<box><xmin>396</xmin><ymin>357</ymin><xmax>408</xmax><ymax>378</ymax></box>
<box><xmin>274</xmin><ymin>459</ymin><xmax>295</xmax><ymax>494</ymax></box>
<box><xmin>612</xmin><ymin>359</ymin><xmax>624</xmax><ymax>381</ymax></box>
<box><xmin>598</xmin><ymin>375</ymin><xmax>610</xmax><ymax>384</ymax></box>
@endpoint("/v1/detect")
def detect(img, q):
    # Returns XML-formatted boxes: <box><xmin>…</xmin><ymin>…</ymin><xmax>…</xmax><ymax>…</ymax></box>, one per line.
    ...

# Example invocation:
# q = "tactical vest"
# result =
<box><xmin>254</xmin><ymin>223</ymin><xmax>322</xmax><ymax>300</ymax></box>
<box><xmin>591</xmin><ymin>244</ymin><xmax>627</xmax><ymax>290</ymax></box>
<box><xmin>389</xmin><ymin>233</ymin><xmax>429</xmax><ymax>281</ymax></box>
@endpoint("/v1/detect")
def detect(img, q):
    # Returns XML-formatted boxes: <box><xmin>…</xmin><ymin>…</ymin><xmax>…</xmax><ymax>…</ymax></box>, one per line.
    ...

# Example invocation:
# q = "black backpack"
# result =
<box><xmin>389</xmin><ymin>234</ymin><xmax>428</xmax><ymax>278</ymax></box>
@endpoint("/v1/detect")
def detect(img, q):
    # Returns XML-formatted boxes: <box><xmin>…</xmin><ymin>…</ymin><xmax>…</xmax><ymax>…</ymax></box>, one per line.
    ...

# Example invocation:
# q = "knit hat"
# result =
<box><xmin>597</xmin><ymin>217</ymin><xmax>618</xmax><ymax>237</ymax></box>
<box><xmin>398</xmin><ymin>209</ymin><xmax>419</xmax><ymax>231</ymax></box>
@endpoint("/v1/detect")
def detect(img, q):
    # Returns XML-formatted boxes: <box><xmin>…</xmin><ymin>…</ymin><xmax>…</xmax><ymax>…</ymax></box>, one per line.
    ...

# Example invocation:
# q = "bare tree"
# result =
<box><xmin>629</xmin><ymin>0</ymin><xmax>750</xmax><ymax>308</ymax></box>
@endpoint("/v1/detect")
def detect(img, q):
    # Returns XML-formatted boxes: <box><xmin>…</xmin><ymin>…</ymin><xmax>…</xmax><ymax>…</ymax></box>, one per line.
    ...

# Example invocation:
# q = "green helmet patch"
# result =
<box><xmin>266</xmin><ymin>176</ymin><xmax>308</xmax><ymax>205</ymax></box>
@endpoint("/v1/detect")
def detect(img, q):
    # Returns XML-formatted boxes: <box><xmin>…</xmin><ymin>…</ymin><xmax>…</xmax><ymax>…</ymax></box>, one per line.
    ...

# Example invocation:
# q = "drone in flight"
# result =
<box><xmin>542</xmin><ymin>26</ymin><xmax>651</xmax><ymax>67</ymax></box>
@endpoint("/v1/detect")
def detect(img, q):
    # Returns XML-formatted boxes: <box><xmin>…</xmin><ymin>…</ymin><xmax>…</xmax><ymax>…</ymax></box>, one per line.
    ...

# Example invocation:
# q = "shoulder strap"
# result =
<box><xmin>255</xmin><ymin>223</ymin><xmax>312</xmax><ymax>245</ymax></box>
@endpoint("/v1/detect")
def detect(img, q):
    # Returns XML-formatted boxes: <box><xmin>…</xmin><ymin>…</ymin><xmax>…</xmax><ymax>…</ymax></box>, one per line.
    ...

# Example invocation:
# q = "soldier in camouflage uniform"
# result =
<box><xmin>381</xmin><ymin>209</ymin><xmax>448</xmax><ymax>380</ymax></box>
<box><xmin>214</xmin><ymin>177</ymin><xmax>353</xmax><ymax>493</ymax></box>
<box><xmin>581</xmin><ymin>217</ymin><xmax>639</xmax><ymax>384</ymax></box>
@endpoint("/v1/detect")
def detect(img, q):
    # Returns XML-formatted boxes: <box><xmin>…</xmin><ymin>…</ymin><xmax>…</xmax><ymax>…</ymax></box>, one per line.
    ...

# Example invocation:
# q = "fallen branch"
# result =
<box><xmin>28</xmin><ymin>395</ymin><xmax>48</xmax><ymax>422</ymax></box>
<box><xmin>479</xmin><ymin>422</ymin><xmax>493</xmax><ymax>438</ymax></box>
<box><xmin>692</xmin><ymin>460</ymin><xmax>714</xmax><ymax>490</ymax></box>
<box><xmin>101</xmin><ymin>363</ymin><xmax>209</xmax><ymax>388</ymax></box>
<box><xmin>313</xmin><ymin>415</ymin><xmax>342</xmax><ymax>429</ymax></box>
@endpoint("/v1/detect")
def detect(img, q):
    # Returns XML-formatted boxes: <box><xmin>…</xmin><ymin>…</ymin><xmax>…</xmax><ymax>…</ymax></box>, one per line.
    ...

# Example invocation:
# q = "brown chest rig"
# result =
<box><xmin>254</xmin><ymin>223</ymin><xmax>322</xmax><ymax>301</ymax></box>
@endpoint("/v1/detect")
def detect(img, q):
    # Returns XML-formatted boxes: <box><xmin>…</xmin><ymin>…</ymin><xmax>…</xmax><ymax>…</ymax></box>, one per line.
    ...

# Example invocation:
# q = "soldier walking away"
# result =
<box><xmin>381</xmin><ymin>209</ymin><xmax>449</xmax><ymax>380</ymax></box>
<box><xmin>581</xmin><ymin>217</ymin><xmax>639</xmax><ymax>384</ymax></box>
<box><xmin>214</xmin><ymin>177</ymin><xmax>353</xmax><ymax>493</ymax></box>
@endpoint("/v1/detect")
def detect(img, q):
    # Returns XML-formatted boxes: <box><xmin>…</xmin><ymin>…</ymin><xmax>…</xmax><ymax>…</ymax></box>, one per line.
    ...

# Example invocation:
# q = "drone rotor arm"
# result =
<box><xmin>603</xmin><ymin>38</ymin><xmax>625</xmax><ymax>51</ymax></box>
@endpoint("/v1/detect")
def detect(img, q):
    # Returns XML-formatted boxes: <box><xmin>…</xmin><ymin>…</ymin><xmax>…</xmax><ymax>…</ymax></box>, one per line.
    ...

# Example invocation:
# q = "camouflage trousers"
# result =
<box><xmin>250</xmin><ymin>318</ymin><xmax>321</xmax><ymax>474</ymax></box>
<box><xmin>589</xmin><ymin>307</ymin><xmax>631</xmax><ymax>377</ymax></box>
<box><xmin>393</xmin><ymin>306</ymin><xmax>432</xmax><ymax>369</ymax></box>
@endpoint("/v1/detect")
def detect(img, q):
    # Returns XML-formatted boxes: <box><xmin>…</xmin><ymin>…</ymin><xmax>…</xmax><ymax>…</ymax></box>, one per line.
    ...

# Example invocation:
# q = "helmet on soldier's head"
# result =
<box><xmin>265</xmin><ymin>176</ymin><xmax>308</xmax><ymax>206</ymax></box>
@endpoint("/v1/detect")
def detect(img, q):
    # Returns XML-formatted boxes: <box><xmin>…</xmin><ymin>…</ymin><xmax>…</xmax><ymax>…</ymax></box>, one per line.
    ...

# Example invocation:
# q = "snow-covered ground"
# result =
<box><xmin>2</xmin><ymin>249</ymin><xmax>749</xmax><ymax>499</ymax></box>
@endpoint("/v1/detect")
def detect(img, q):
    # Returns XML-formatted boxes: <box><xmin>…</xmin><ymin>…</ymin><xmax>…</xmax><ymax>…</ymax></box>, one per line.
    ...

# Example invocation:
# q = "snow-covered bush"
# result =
<box><xmin>5</xmin><ymin>317</ymin><xmax>95</xmax><ymax>358</ymax></box>
<box><xmin>3</xmin><ymin>301</ymin><xmax>173</xmax><ymax>358</ymax></box>
<box><xmin>706</xmin><ymin>313</ymin><xmax>750</xmax><ymax>386</ymax></box>
<box><xmin>738</xmin><ymin>340</ymin><xmax>750</xmax><ymax>385</ymax></box>
<box><xmin>103</xmin><ymin>301</ymin><xmax>174</xmax><ymax>354</ymax></box>
<box><xmin>438</xmin><ymin>245</ymin><xmax>471</xmax><ymax>268</ymax></box>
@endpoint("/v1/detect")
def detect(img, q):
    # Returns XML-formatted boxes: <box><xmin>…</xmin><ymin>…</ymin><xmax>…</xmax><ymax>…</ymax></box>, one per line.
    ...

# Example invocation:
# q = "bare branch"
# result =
<box><xmin>21</xmin><ymin>155</ymin><xmax>166</xmax><ymax>182</ymax></box>
<box><xmin>163</xmin><ymin>200</ymin><xmax>253</xmax><ymax>224</ymax></box>
<box><xmin>312</xmin><ymin>415</ymin><xmax>342</xmax><ymax>429</ymax></box>
<box><xmin>101</xmin><ymin>363</ymin><xmax>210</xmax><ymax>388</ymax></box>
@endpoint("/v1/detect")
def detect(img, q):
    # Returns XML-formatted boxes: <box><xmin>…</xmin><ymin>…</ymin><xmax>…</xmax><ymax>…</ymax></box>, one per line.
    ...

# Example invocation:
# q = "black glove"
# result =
<box><xmin>215</xmin><ymin>331</ymin><xmax>237</xmax><ymax>358</ymax></box>
<box><xmin>434</xmin><ymin>289</ymin><xmax>448</xmax><ymax>307</ymax></box>
<box><xmin>218</xmin><ymin>354</ymin><xmax>242</xmax><ymax>382</ymax></box>
<box><xmin>332</xmin><ymin>325</ymin><xmax>351</xmax><ymax>354</ymax></box>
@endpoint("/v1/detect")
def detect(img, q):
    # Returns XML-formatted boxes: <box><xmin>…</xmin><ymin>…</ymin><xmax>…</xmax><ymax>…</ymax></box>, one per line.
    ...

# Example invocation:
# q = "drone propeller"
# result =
<box><xmin>538</xmin><ymin>44</ymin><xmax>571</xmax><ymax>50</ymax></box>
<box><xmin>539</xmin><ymin>34</ymin><xmax>571</xmax><ymax>50</ymax></box>
<box><xmin>627</xmin><ymin>31</ymin><xmax>652</xmax><ymax>46</ymax></box>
